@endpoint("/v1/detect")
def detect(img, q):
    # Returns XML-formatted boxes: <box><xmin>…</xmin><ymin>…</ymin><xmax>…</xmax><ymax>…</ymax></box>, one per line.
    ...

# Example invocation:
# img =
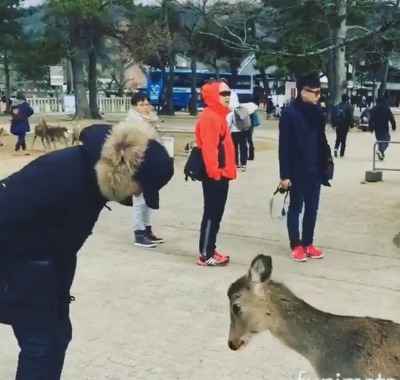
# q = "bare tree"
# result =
<box><xmin>200</xmin><ymin>0</ymin><xmax>400</xmax><ymax>104</ymax></box>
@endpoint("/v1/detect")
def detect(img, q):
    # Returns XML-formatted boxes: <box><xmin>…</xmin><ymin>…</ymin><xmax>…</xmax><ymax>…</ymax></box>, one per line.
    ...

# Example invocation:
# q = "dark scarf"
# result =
<box><xmin>294</xmin><ymin>97</ymin><xmax>326</xmax><ymax>129</ymax></box>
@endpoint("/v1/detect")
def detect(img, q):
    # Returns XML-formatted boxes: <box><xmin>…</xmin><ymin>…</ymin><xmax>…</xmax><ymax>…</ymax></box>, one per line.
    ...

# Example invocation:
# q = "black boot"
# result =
<box><xmin>248</xmin><ymin>148</ymin><xmax>254</xmax><ymax>161</ymax></box>
<box><xmin>145</xmin><ymin>226</ymin><xmax>164</xmax><ymax>243</ymax></box>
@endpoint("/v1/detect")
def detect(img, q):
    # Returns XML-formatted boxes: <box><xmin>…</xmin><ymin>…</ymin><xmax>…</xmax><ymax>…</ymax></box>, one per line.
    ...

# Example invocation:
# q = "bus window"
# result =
<box><xmin>173</xmin><ymin>73</ymin><xmax>191</xmax><ymax>88</ymax></box>
<box><xmin>196</xmin><ymin>73</ymin><xmax>209</xmax><ymax>88</ymax></box>
<box><xmin>235</xmin><ymin>75</ymin><xmax>252</xmax><ymax>90</ymax></box>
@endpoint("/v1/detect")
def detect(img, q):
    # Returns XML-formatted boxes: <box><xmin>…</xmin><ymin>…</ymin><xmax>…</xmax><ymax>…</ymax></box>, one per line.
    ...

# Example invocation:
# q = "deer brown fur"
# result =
<box><xmin>32</xmin><ymin>118</ymin><xmax>68</xmax><ymax>151</ymax></box>
<box><xmin>227</xmin><ymin>254</ymin><xmax>400</xmax><ymax>379</ymax></box>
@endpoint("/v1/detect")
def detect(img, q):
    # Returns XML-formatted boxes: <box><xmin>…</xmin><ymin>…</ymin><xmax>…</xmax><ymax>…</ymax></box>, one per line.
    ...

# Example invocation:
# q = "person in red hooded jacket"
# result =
<box><xmin>195</xmin><ymin>80</ymin><xmax>237</xmax><ymax>267</ymax></box>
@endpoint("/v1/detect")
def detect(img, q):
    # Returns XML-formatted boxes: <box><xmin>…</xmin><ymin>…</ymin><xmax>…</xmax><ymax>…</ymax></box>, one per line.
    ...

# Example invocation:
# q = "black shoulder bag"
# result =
<box><xmin>184</xmin><ymin>134</ymin><xmax>225</xmax><ymax>181</ymax></box>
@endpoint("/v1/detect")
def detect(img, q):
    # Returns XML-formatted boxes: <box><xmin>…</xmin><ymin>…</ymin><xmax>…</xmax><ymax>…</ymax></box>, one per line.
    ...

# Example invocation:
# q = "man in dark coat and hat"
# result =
<box><xmin>278</xmin><ymin>72</ymin><xmax>333</xmax><ymax>262</ymax></box>
<box><xmin>0</xmin><ymin>119</ymin><xmax>174</xmax><ymax>380</ymax></box>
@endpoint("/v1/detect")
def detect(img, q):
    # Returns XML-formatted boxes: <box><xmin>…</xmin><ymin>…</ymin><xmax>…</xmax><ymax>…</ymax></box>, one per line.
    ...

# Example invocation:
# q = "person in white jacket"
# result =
<box><xmin>126</xmin><ymin>92</ymin><xmax>164</xmax><ymax>248</ymax></box>
<box><xmin>226</xmin><ymin>90</ymin><xmax>249</xmax><ymax>171</ymax></box>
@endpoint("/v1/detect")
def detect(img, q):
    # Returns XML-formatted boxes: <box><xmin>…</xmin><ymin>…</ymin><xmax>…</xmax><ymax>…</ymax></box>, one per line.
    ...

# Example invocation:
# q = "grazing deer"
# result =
<box><xmin>227</xmin><ymin>254</ymin><xmax>400</xmax><ymax>380</ymax></box>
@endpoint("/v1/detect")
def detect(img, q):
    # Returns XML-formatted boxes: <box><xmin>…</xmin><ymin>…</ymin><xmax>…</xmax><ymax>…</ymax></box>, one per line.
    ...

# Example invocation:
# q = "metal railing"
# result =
<box><xmin>372</xmin><ymin>140</ymin><xmax>400</xmax><ymax>171</ymax></box>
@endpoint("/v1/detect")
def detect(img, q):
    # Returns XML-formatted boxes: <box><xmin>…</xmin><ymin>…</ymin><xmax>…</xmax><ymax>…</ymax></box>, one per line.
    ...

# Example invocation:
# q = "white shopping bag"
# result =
<box><xmin>269</xmin><ymin>187</ymin><xmax>290</xmax><ymax>221</ymax></box>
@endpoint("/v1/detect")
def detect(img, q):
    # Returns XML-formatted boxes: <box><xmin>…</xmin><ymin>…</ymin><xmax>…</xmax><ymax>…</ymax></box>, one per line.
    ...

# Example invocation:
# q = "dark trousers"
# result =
<box><xmin>15</xmin><ymin>133</ymin><xmax>27</xmax><ymax>151</ymax></box>
<box><xmin>246</xmin><ymin>127</ymin><xmax>255</xmax><ymax>160</ymax></box>
<box><xmin>287</xmin><ymin>176</ymin><xmax>321</xmax><ymax>249</ymax></box>
<box><xmin>231</xmin><ymin>131</ymin><xmax>247</xmax><ymax>166</ymax></box>
<box><xmin>334</xmin><ymin>126</ymin><xmax>349</xmax><ymax>156</ymax></box>
<box><xmin>199</xmin><ymin>178</ymin><xmax>229</xmax><ymax>259</ymax></box>
<box><xmin>375</xmin><ymin>131</ymin><xmax>390</xmax><ymax>154</ymax></box>
<box><xmin>12</xmin><ymin>317</ymin><xmax>72</xmax><ymax>380</ymax></box>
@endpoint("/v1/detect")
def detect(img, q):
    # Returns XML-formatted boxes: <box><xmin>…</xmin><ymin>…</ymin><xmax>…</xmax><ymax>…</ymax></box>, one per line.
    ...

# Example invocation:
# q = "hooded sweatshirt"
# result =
<box><xmin>195</xmin><ymin>82</ymin><xmax>237</xmax><ymax>181</ymax></box>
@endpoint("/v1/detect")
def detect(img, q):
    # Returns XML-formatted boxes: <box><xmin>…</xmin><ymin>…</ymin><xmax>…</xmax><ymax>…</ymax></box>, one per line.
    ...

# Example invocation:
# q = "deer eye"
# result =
<box><xmin>232</xmin><ymin>303</ymin><xmax>242</xmax><ymax>315</ymax></box>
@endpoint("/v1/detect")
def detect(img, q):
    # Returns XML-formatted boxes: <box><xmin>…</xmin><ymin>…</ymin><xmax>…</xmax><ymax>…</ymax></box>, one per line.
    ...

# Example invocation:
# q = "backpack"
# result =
<box><xmin>250</xmin><ymin>111</ymin><xmax>260</xmax><ymax>128</ymax></box>
<box><xmin>331</xmin><ymin>104</ymin><xmax>346</xmax><ymax>127</ymax></box>
<box><xmin>233</xmin><ymin>106</ymin><xmax>252</xmax><ymax>131</ymax></box>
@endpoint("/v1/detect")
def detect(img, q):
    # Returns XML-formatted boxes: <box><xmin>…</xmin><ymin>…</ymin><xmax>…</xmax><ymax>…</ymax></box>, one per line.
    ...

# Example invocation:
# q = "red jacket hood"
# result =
<box><xmin>201</xmin><ymin>82</ymin><xmax>230</xmax><ymax>117</ymax></box>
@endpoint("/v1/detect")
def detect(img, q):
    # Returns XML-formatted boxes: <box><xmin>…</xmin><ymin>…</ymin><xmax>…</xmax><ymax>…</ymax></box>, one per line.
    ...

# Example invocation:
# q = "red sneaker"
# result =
<box><xmin>197</xmin><ymin>253</ymin><xmax>229</xmax><ymax>267</ymax></box>
<box><xmin>214</xmin><ymin>251</ymin><xmax>230</xmax><ymax>262</ymax></box>
<box><xmin>304</xmin><ymin>245</ymin><xmax>324</xmax><ymax>259</ymax></box>
<box><xmin>291</xmin><ymin>246</ymin><xmax>307</xmax><ymax>262</ymax></box>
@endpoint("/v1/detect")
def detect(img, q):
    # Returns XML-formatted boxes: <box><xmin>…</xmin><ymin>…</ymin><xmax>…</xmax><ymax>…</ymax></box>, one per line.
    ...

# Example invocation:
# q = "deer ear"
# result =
<box><xmin>248</xmin><ymin>254</ymin><xmax>273</xmax><ymax>284</ymax></box>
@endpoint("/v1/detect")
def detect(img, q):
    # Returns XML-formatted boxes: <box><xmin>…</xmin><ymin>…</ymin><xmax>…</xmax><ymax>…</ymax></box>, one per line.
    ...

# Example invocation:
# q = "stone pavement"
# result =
<box><xmin>0</xmin><ymin>123</ymin><xmax>399</xmax><ymax>380</ymax></box>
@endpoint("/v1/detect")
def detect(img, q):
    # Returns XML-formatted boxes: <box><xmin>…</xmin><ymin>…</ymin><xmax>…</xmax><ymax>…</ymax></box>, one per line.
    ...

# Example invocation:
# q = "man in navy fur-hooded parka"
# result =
<box><xmin>278</xmin><ymin>72</ymin><xmax>333</xmax><ymax>263</ymax></box>
<box><xmin>0</xmin><ymin>119</ymin><xmax>173</xmax><ymax>380</ymax></box>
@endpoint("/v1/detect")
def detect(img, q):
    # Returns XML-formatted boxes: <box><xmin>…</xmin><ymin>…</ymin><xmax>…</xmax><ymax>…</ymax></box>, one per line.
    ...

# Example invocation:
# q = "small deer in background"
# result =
<box><xmin>0</xmin><ymin>127</ymin><xmax>8</xmax><ymax>146</ymax></box>
<box><xmin>227</xmin><ymin>254</ymin><xmax>400</xmax><ymax>380</ymax></box>
<box><xmin>71</xmin><ymin>123</ymin><xmax>89</xmax><ymax>145</ymax></box>
<box><xmin>32</xmin><ymin>118</ymin><xmax>69</xmax><ymax>151</ymax></box>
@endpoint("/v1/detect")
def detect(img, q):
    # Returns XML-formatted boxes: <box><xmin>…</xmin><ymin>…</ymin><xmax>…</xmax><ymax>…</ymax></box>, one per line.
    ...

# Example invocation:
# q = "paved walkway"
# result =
<box><xmin>0</xmin><ymin>122</ymin><xmax>399</xmax><ymax>379</ymax></box>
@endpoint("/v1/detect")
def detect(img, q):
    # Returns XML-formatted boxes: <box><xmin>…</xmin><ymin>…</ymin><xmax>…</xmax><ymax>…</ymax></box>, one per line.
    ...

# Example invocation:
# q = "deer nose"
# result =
<box><xmin>228</xmin><ymin>340</ymin><xmax>242</xmax><ymax>351</ymax></box>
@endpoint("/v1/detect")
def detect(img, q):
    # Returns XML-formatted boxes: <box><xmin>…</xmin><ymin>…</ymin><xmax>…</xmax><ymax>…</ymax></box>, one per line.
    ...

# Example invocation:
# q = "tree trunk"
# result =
<box><xmin>258</xmin><ymin>65</ymin><xmax>270</xmax><ymax>96</ymax></box>
<box><xmin>325</xmin><ymin>50</ymin><xmax>335</xmax><ymax>121</ymax></box>
<box><xmin>68</xmin><ymin>19</ymin><xmax>91</xmax><ymax>119</ymax></box>
<box><xmin>165</xmin><ymin>51</ymin><xmax>175</xmax><ymax>116</ymax></box>
<box><xmin>229</xmin><ymin>58</ymin><xmax>240</xmax><ymax>87</ymax></box>
<box><xmin>189</xmin><ymin>56</ymin><xmax>198</xmax><ymax>116</ymax></box>
<box><xmin>212</xmin><ymin>58</ymin><xmax>220</xmax><ymax>78</ymax></box>
<box><xmin>4</xmin><ymin>53</ymin><xmax>11</xmax><ymax>114</ymax></box>
<box><xmin>332</xmin><ymin>0</ymin><xmax>347</xmax><ymax>105</ymax></box>
<box><xmin>378</xmin><ymin>56</ymin><xmax>390</xmax><ymax>98</ymax></box>
<box><xmin>88</xmin><ymin>27</ymin><xmax>101</xmax><ymax>119</ymax></box>
<box><xmin>117</xmin><ymin>51</ymin><xmax>126</xmax><ymax>96</ymax></box>
<box><xmin>70</xmin><ymin>52</ymin><xmax>91</xmax><ymax>119</ymax></box>
<box><xmin>65</xmin><ymin>58</ymin><xmax>73</xmax><ymax>94</ymax></box>
<box><xmin>372</xmin><ymin>71</ymin><xmax>377</xmax><ymax>104</ymax></box>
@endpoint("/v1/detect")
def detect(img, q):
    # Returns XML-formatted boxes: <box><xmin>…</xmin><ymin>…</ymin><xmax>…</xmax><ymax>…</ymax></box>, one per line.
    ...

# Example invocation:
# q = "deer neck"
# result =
<box><xmin>265</xmin><ymin>281</ymin><xmax>331</xmax><ymax>362</ymax></box>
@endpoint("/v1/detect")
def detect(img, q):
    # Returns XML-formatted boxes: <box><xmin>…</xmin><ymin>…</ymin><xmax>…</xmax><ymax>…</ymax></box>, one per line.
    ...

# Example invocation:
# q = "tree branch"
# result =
<box><xmin>200</xmin><ymin>17</ymin><xmax>400</xmax><ymax>57</ymax></box>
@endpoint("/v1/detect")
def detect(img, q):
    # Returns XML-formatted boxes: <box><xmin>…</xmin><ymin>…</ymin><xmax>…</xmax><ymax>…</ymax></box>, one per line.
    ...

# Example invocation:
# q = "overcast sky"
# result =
<box><xmin>19</xmin><ymin>0</ymin><xmax>156</xmax><ymax>6</ymax></box>
<box><xmin>20</xmin><ymin>0</ymin><xmax>44</xmax><ymax>7</ymax></box>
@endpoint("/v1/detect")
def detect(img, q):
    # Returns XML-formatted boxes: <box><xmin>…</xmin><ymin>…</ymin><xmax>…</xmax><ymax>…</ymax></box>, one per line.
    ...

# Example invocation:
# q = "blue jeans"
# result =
<box><xmin>287</xmin><ymin>175</ymin><xmax>321</xmax><ymax>249</ymax></box>
<box><xmin>15</xmin><ymin>133</ymin><xmax>26</xmax><ymax>151</ymax></box>
<box><xmin>12</xmin><ymin>317</ymin><xmax>72</xmax><ymax>380</ymax></box>
<box><xmin>375</xmin><ymin>131</ymin><xmax>390</xmax><ymax>154</ymax></box>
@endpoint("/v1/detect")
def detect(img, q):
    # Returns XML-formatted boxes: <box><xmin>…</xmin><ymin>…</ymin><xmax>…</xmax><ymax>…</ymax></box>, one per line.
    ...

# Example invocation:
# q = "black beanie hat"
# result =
<box><xmin>296</xmin><ymin>72</ymin><xmax>321</xmax><ymax>91</ymax></box>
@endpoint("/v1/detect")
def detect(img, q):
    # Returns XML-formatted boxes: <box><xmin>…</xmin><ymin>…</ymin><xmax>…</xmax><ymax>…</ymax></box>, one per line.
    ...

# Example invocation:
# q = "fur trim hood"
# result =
<box><xmin>80</xmin><ymin>119</ymin><xmax>174</xmax><ymax>208</ymax></box>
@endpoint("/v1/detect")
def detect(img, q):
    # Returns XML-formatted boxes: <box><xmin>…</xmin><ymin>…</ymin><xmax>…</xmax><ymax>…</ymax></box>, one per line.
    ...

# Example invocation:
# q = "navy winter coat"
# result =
<box><xmin>10</xmin><ymin>101</ymin><xmax>34</xmax><ymax>135</ymax></box>
<box><xmin>279</xmin><ymin>99</ymin><xmax>332</xmax><ymax>186</ymax></box>
<box><xmin>0</xmin><ymin>121</ymin><xmax>173</xmax><ymax>328</ymax></box>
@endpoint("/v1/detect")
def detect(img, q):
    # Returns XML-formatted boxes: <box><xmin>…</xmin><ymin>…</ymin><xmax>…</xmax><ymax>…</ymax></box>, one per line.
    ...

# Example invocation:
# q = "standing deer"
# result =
<box><xmin>0</xmin><ymin>126</ymin><xmax>8</xmax><ymax>146</ymax></box>
<box><xmin>227</xmin><ymin>254</ymin><xmax>400</xmax><ymax>380</ymax></box>
<box><xmin>32</xmin><ymin>118</ymin><xmax>69</xmax><ymax>151</ymax></box>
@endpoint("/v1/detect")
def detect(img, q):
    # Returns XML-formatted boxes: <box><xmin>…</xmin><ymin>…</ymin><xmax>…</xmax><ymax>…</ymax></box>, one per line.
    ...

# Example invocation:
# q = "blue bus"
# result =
<box><xmin>147</xmin><ymin>69</ymin><xmax>254</xmax><ymax>110</ymax></box>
